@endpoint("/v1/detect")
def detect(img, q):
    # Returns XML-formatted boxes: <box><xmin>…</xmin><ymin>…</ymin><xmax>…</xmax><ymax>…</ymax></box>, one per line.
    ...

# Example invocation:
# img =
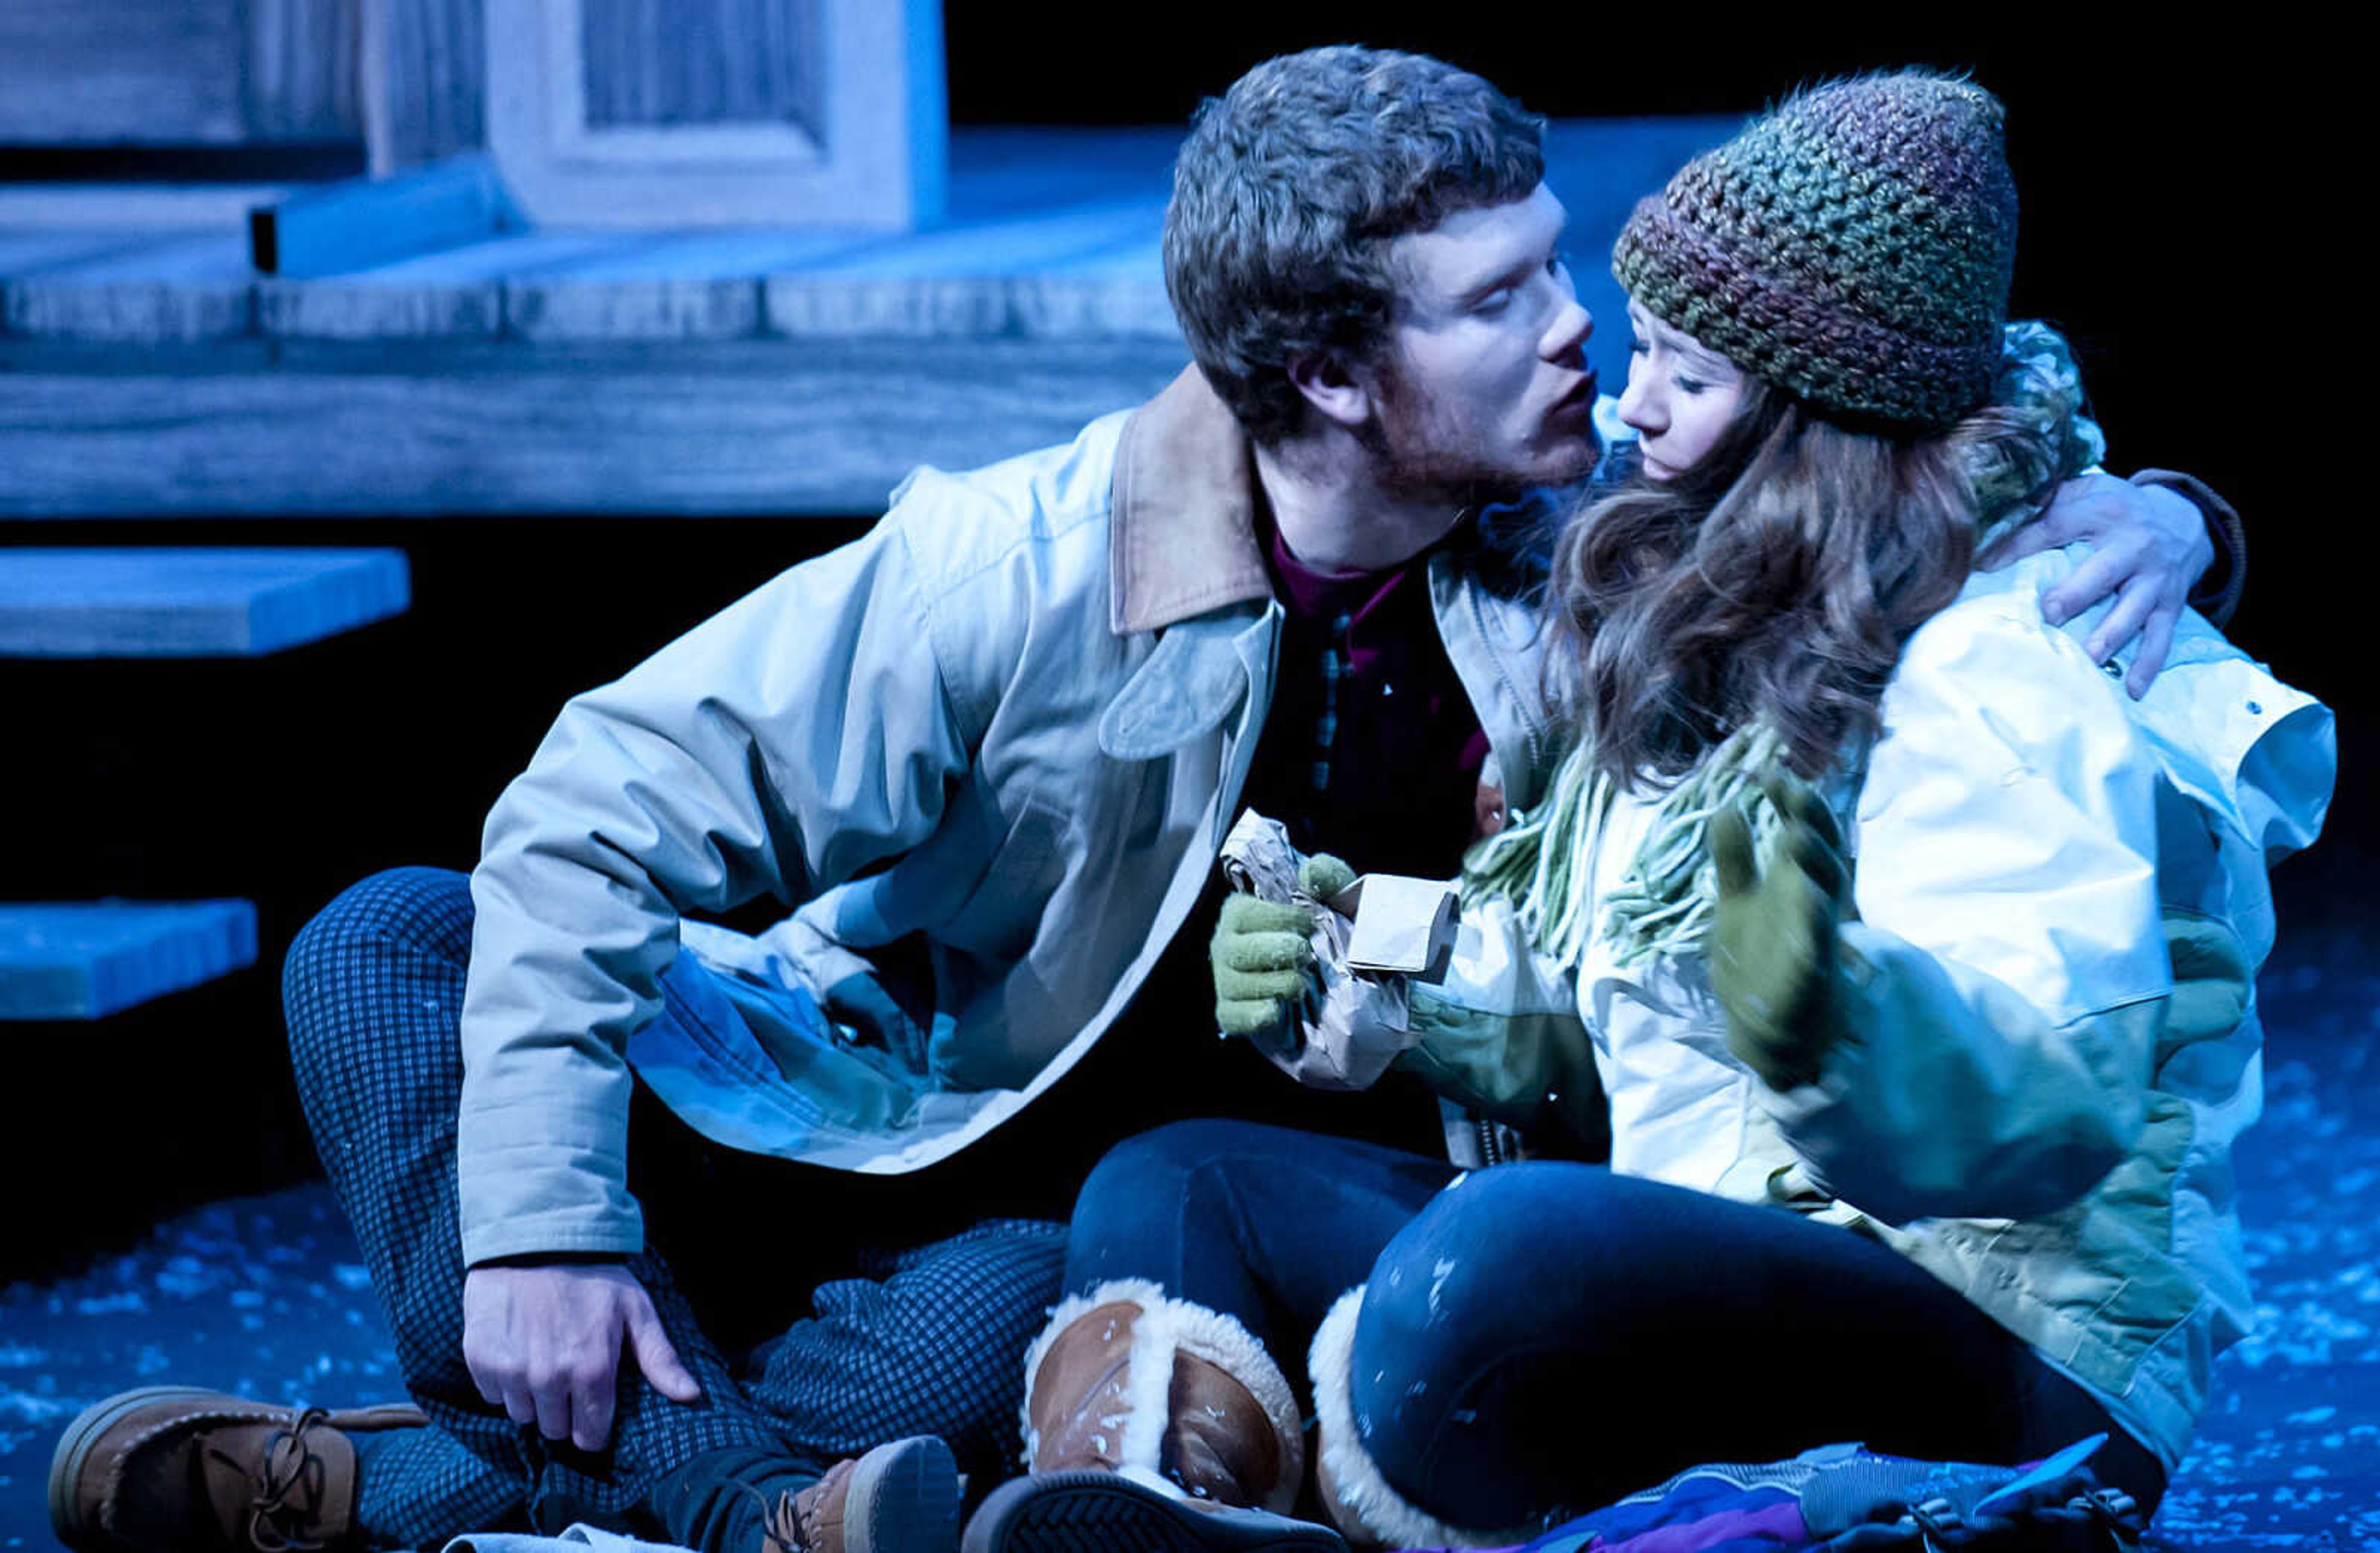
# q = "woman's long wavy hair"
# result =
<box><xmin>1546</xmin><ymin>382</ymin><xmax>2065</xmax><ymax>788</ymax></box>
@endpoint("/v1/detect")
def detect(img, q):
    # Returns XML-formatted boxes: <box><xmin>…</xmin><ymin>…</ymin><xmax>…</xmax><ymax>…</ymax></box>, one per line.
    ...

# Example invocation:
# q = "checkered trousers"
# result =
<box><xmin>284</xmin><ymin>868</ymin><xmax>1065</xmax><ymax>1548</ymax></box>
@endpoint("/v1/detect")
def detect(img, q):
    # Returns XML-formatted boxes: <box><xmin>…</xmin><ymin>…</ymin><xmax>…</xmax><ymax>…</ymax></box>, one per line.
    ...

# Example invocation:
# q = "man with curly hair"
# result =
<box><xmin>50</xmin><ymin>45</ymin><xmax>2226</xmax><ymax>1553</ymax></box>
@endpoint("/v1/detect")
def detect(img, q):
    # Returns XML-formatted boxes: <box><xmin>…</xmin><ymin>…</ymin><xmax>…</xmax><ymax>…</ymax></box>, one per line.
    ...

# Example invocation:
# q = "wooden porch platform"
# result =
<box><xmin>0</xmin><ymin>118</ymin><xmax>1732</xmax><ymax>517</ymax></box>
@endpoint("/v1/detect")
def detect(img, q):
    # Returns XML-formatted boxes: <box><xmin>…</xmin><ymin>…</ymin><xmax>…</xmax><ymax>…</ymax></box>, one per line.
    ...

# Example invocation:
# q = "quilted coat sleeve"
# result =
<box><xmin>1760</xmin><ymin>593</ymin><xmax>2172</xmax><ymax>1225</ymax></box>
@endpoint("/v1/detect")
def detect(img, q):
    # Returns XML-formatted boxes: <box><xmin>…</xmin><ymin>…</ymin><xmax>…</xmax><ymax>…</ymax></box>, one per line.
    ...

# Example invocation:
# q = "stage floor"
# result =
<box><xmin>6</xmin><ymin>865</ymin><xmax>2372</xmax><ymax>1551</ymax></box>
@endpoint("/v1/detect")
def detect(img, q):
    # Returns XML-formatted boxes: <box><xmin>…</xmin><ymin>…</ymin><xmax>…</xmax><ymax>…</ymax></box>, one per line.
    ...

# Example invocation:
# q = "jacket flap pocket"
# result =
<box><xmin>1098</xmin><ymin>612</ymin><xmax>1256</xmax><ymax>760</ymax></box>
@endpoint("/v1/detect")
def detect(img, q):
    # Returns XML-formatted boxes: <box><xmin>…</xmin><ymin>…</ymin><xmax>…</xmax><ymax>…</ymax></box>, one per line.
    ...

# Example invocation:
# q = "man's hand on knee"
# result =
<box><xmin>462</xmin><ymin>1260</ymin><xmax>703</xmax><ymax>1451</ymax></box>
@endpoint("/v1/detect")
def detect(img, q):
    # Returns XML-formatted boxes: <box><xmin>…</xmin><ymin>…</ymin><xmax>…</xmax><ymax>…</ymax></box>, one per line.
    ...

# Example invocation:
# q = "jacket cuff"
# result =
<box><xmin>2130</xmin><ymin>469</ymin><xmax>2244</xmax><ymax>627</ymax></box>
<box><xmin>457</xmin><ymin>1100</ymin><xmax>644</xmax><ymax>1266</ymax></box>
<box><xmin>460</xmin><ymin>1215</ymin><xmax>644</xmax><ymax>1269</ymax></box>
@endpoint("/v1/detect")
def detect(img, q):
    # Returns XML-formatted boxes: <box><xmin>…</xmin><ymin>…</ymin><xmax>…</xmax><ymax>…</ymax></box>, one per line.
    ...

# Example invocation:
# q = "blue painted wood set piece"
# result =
<box><xmin>0</xmin><ymin>547</ymin><xmax>412</xmax><ymax>657</ymax></box>
<box><xmin>0</xmin><ymin>119</ymin><xmax>1743</xmax><ymax>517</ymax></box>
<box><xmin>252</xmin><ymin>154</ymin><xmax>522</xmax><ymax>280</ymax></box>
<box><xmin>1</xmin><ymin>549</ymin><xmax>403</xmax><ymax>1006</ymax></box>
<box><xmin>0</xmin><ymin>900</ymin><xmax>258</xmax><ymax>1019</ymax></box>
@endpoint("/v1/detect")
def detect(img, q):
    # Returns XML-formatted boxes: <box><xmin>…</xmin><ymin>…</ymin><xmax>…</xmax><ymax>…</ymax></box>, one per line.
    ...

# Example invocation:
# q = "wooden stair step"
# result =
<box><xmin>0</xmin><ymin>547</ymin><xmax>410</xmax><ymax>656</ymax></box>
<box><xmin>0</xmin><ymin>900</ymin><xmax>258</xmax><ymax>1019</ymax></box>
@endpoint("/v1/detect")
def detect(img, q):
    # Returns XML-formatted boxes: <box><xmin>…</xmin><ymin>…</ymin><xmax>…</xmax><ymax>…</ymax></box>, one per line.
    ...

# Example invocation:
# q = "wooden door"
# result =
<box><xmin>483</xmin><ymin>0</ymin><xmax>945</xmax><ymax>229</ymax></box>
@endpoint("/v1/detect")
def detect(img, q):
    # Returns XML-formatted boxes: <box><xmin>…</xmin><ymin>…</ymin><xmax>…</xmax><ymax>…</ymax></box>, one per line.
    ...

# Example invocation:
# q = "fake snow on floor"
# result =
<box><xmin>2142</xmin><ymin>913</ymin><xmax>2380</xmax><ymax>1552</ymax></box>
<box><xmin>0</xmin><ymin>1191</ymin><xmax>403</xmax><ymax>1549</ymax></box>
<box><xmin>3</xmin><ymin>912</ymin><xmax>2374</xmax><ymax>1551</ymax></box>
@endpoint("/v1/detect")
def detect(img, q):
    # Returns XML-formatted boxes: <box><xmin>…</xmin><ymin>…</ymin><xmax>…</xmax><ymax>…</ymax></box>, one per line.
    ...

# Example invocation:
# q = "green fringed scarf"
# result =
<box><xmin>1461</xmin><ymin>321</ymin><xmax>2101</xmax><ymax>972</ymax></box>
<box><xmin>1462</xmin><ymin>722</ymin><xmax>1791</xmax><ymax>970</ymax></box>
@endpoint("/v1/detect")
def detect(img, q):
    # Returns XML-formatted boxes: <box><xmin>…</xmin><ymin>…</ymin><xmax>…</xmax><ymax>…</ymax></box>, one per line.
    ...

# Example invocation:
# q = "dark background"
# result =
<box><xmin>9</xmin><ymin>10</ymin><xmax>2353</xmax><ymax>1272</ymax></box>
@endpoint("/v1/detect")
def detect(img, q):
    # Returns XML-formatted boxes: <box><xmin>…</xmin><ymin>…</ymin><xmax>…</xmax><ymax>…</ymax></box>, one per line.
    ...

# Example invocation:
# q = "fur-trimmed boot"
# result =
<box><xmin>961</xmin><ymin>1279</ymin><xmax>1341</xmax><ymax>1552</ymax></box>
<box><xmin>1307</xmin><ymin>1287</ymin><xmax>1525</xmax><ymax>1551</ymax></box>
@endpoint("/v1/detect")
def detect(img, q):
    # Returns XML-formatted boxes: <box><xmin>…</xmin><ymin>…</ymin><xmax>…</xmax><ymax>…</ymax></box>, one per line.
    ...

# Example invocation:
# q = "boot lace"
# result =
<box><xmin>209</xmin><ymin>1407</ymin><xmax>334</xmax><ymax>1553</ymax></box>
<box><xmin>760</xmin><ymin>1487</ymin><xmax>818</xmax><ymax>1553</ymax></box>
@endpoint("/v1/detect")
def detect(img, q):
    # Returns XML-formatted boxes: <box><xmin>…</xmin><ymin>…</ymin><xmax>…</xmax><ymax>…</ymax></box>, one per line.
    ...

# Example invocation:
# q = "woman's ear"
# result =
<box><xmin>1285</xmin><ymin>350</ymin><xmax>1375</xmax><ymax>433</ymax></box>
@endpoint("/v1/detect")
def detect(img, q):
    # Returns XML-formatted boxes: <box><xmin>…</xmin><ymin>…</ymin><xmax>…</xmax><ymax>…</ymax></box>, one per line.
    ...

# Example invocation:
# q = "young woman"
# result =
<box><xmin>968</xmin><ymin>73</ymin><xmax>2334</xmax><ymax>1552</ymax></box>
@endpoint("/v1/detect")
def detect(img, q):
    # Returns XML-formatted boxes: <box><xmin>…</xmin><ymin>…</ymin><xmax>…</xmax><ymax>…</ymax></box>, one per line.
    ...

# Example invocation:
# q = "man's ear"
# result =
<box><xmin>1285</xmin><ymin>350</ymin><xmax>1375</xmax><ymax>433</ymax></box>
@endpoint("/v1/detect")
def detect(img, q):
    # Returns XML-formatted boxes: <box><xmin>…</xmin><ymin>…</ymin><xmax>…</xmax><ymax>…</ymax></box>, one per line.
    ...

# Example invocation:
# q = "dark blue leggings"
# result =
<box><xmin>1065</xmin><ymin>1117</ymin><xmax>1456</xmax><ymax>1401</ymax></box>
<box><xmin>1065</xmin><ymin>1120</ymin><xmax>2162</xmax><ymax>1530</ymax></box>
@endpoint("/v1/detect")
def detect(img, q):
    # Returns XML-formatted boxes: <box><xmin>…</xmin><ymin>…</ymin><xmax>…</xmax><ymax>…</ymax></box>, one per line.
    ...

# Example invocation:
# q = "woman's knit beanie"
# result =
<box><xmin>1610</xmin><ymin>71</ymin><xmax>2017</xmax><ymax>430</ymax></box>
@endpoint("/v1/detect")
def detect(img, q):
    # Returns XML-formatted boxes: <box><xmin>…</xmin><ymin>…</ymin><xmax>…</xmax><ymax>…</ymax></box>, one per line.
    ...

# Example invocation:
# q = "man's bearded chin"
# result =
<box><xmin>1363</xmin><ymin>364</ymin><xmax>1596</xmax><ymax>511</ymax></box>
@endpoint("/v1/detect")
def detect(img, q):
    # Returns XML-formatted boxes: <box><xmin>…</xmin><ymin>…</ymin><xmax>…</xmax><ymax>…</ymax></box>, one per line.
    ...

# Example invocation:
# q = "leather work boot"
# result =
<box><xmin>964</xmin><ymin>1279</ymin><xmax>1342</xmax><ymax>1552</ymax></box>
<box><xmin>48</xmin><ymin>1385</ymin><xmax>426</xmax><ymax>1553</ymax></box>
<box><xmin>758</xmin><ymin>1436</ymin><xmax>959</xmax><ymax>1553</ymax></box>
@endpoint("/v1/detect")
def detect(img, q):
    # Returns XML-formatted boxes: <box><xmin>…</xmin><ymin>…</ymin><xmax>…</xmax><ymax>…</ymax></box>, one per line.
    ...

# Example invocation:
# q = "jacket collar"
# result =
<box><xmin>1109</xmin><ymin>367</ymin><xmax>1274</xmax><ymax>635</ymax></box>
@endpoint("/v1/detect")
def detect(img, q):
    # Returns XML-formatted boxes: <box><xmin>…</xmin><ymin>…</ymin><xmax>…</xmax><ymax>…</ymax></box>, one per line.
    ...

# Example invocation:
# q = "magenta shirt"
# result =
<box><xmin>1235</xmin><ymin>519</ymin><xmax>1496</xmax><ymax>878</ymax></box>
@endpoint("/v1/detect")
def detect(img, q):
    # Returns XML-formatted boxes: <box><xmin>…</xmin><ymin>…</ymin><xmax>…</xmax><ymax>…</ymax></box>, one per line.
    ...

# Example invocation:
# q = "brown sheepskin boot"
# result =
<box><xmin>961</xmin><ymin>1280</ymin><xmax>1342</xmax><ymax>1551</ymax></box>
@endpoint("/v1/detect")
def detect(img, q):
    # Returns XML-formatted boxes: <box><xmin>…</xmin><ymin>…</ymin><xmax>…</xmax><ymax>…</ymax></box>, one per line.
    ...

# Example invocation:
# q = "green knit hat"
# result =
<box><xmin>1611</xmin><ymin>72</ymin><xmax>2018</xmax><ymax>430</ymax></box>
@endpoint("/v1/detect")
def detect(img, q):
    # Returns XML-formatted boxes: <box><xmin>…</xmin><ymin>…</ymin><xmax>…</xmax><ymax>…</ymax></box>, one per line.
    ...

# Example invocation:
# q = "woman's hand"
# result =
<box><xmin>1709</xmin><ymin>775</ymin><xmax>1854</xmax><ymax>1091</ymax></box>
<box><xmin>1210</xmin><ymin>854</ymin><xmax>1357</xmax><ymax>1037</ymax></box>
<box><xmin>1977</xmin><ymin>473</ymin><xmax>2215</xmax><ymax>698</ymax></box>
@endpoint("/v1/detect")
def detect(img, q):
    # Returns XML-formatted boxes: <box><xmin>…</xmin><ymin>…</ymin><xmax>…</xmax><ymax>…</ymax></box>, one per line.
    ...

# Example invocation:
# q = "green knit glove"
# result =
<box><xmin>1709</xmin><ymin>774</ymin><xmax>1853</xmax><ymax>1091</ymax></box>
<box><xmin>1212</xmin><ymin>854</ymin><xmax>1357</xmax><ymax>1037</ymax></box>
